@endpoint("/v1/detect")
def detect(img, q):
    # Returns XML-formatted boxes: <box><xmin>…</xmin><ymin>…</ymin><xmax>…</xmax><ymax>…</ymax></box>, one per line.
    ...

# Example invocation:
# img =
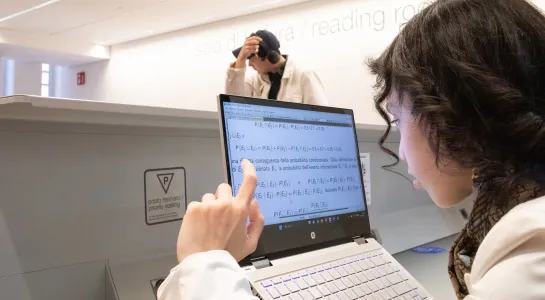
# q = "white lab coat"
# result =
<box><xmin>158</xmin><ymin>196</ymin><xmax>545</xmax><ymax>300</ymax></box>
<box><xmin>157</xmin><ymin>250</ymin><xmax>257</xmax><ymax>300</ymax></box>
<box><xmin>225</xmin><ymin>57</ymin><xmax>329</xmax><ymax>106</ymax></box>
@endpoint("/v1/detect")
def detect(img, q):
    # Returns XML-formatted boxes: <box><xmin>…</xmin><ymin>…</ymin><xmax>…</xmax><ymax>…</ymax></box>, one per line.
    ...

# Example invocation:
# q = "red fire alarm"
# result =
<box><xmin>77</xmin><ymin>72</ymin><xmax>86</xmax><ymax>85</ymax></box>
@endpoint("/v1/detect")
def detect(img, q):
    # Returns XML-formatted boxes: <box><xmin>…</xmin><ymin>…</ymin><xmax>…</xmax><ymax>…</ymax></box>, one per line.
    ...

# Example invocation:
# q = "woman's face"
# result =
<box><xmin>388</xmin><ymin>92</ymin><xmax>474</xmax><ymax>208</ymax></box>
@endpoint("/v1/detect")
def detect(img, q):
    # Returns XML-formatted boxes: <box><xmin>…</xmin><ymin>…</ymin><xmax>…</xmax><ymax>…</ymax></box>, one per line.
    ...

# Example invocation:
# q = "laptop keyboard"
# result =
<box><xmin>257</xmin><ymin>251</ymin><xmax>428</xmax><ymax>300</ymax></box>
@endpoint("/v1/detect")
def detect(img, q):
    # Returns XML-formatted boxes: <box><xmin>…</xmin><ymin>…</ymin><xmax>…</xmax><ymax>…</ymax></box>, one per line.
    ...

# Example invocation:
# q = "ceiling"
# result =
<box><xmin>0</xmin><ymin>0</ymin><xmax>312</xmax><ymax>46</ymax></box>
<box><xmin>0</xmin><ymin>0</ymin><xmax>313</xmax><ymax>65</ymax></box>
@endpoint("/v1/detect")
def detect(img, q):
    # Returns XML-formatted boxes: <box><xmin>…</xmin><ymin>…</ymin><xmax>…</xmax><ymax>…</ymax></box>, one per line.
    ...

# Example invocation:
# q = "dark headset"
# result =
<box><xmin>266</xmin><ymin>49</ymin><xmax>281</xmax><ymax>64</ymax></box>
<box><xmin>250</xmin><ymin>33</ymin><xmax>281</xmax><ymax>64</ymax></box>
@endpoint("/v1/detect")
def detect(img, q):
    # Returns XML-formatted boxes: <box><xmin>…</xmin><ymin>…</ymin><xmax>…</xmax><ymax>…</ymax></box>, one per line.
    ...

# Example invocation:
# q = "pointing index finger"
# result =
<box><xmin>236</xmin><ymin>159</ymin><xmax>257</xmax><ymax>206</ymax></box>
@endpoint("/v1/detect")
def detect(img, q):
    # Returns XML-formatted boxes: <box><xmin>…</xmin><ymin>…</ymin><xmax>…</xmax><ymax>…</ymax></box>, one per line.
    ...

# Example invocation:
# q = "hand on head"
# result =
<box><xmin>237</xmin><ymin>36</ymin><xmax>262</xmax><ymax>61</ymax></box>
<box><xmin>176</xmin><ymin>160</ymin><xmax>265</xmax><ymax>263</ymax></box>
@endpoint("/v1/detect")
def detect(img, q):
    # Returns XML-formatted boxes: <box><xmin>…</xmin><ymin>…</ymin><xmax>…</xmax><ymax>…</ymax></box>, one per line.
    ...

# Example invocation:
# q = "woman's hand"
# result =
<box><xmin>176</xmin><ymin>160</ymin><xmax>265</xmax><ymax>263</ymax></box>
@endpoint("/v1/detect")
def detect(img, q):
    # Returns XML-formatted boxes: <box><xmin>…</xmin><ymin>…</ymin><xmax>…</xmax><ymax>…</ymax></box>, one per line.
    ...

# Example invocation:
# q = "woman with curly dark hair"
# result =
<box><xmin>158</xmin><ymin>0</ymin><xmax>545</xmax><ymax>299</ymax></box>
<box><xmin>368</xmin><ymin>0</ymin><xmax>545</xmax><ymax>298</ymax></box>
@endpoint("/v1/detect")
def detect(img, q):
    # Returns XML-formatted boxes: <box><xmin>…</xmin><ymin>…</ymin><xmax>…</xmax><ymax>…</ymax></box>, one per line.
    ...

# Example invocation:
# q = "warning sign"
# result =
<box><xmin>144</xmin><ymin>167</ymin><xmax>187</xmax><ymax>225</ymax></box>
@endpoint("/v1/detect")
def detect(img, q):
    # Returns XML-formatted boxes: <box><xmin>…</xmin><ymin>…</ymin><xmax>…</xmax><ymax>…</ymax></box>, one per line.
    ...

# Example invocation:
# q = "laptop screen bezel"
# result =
<box><xmin>217</xmin><ymin>94</ymin><xmax>372</xmax><ymax>261</ymax></box>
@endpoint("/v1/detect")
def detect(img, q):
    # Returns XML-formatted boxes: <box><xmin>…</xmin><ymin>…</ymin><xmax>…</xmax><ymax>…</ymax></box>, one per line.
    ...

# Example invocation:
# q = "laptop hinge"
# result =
<box><xmin>353</xmin><ymin>236</ymin><xmax>367</xmax><ymax>245</ymax></box>
<box><xmin>353</xmin><ymin>229</ymin><xmax>382</xmax><ymax>245</ymax></box>
<box><xmin>251</xmin><ymin>256</ymin><xmax>272</xmax><ymax>269</ymax></box>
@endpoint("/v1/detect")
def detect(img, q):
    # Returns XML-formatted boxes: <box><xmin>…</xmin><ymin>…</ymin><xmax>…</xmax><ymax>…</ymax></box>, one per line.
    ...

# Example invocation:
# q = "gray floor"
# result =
<box><xmin>393</xmin><ymin>235</ymin><xmax>457</xmax><ymax>300</ymax></box>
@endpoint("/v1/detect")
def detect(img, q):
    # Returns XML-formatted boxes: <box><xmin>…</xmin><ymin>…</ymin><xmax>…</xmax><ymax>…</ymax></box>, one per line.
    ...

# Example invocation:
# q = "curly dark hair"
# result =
<box><xmin>368</xmin><ymin>0</ymin><xmax>545</xmax><ymax>208</ymax></box>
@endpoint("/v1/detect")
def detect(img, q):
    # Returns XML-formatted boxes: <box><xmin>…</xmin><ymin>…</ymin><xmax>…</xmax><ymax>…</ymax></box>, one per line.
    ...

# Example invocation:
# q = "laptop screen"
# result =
<box><xmin>219</xmin><ymin>95</ymin><xmax>370</xmax><ymax>259</ymax></box>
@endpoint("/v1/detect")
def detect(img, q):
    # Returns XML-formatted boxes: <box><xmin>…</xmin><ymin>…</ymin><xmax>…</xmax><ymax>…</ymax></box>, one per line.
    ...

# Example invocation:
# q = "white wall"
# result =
<box><xmin>0</xmin><ymin>60</ymin><xmax>60</xmax><ymax>97</ymax></box>
<box><xmin>0</xmin><ymin>58</ymin><xmax>18</xmax><ymax>96</ymax></box>
<box><xmin>57</xmin><ymin>62</ymin><xmax>109</xmax><ymax>100</ymax></box>
<box><xmin>12</xmin><ymin>61</ymin><xmax>42</xmax><ymax>96</ymax></box>
<box><xmin>53</xmin><ymin>65</ymin><xmax>64</xmax><ymax>98</ymax></box>
<box><xmin>61</xmin><ymin>0</ymin><xmax>434</xmax><ymax>125</ymax></box>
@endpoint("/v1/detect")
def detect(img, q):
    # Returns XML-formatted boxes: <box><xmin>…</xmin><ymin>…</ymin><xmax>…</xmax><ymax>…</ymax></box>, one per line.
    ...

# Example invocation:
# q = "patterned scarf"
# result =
<box><xmin>448</xmin><ymin>181</ymin><xmax>544</xmax><ymax>299</ymax></box>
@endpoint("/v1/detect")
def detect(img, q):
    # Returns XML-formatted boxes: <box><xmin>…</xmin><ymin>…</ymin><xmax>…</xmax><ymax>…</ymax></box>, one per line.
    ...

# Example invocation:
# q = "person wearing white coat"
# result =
<box><xmin>225</xmin><ymin>30</ymin><xmax>328</xmax><ymax>106</ymax></box>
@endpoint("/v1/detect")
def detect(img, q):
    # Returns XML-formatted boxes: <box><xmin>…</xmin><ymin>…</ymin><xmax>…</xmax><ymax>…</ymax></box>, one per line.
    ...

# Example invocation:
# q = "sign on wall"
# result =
<box><xmin>77</xmin><ymin>71</ymin><xmax>86</xmax><ymax>85</ymax></box>
<box><xmin>144</xmin><ymin>167</ymin><xmax>187</xmax><ymax>225</ymax></box>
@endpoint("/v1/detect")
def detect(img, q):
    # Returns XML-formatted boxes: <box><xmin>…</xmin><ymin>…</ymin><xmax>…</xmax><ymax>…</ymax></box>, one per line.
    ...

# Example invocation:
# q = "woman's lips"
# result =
<box><xmin>413</xmin><ymin>178</ymin><xmax>423</xmax><ymax>190</ymax></box>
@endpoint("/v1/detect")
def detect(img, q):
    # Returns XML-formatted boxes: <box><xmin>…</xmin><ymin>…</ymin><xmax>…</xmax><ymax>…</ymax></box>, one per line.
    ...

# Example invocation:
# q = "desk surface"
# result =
<box><xmin>394</xmin><ymin>235</ymin><xmax>457</xmax><ymax>300</ymax></box>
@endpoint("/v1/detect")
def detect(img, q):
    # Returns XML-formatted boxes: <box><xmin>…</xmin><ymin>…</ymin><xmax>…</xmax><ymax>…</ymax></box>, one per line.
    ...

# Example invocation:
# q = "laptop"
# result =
<box><xmin>218</xmin><ymin>94</ymin><xmax>432</xmax><ymax>300</ymax></box>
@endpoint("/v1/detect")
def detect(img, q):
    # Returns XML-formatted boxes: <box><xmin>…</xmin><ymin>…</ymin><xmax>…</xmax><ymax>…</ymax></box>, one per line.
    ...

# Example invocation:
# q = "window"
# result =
<box><xmin>41</xmin><ymin>63</ymin><xmax>50</xmax><ymax>97</ymax></box>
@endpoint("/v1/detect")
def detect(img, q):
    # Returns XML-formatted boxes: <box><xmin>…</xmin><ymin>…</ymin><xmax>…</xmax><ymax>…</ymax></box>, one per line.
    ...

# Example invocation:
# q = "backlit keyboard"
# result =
<box><xmin>257</xmin><ymin>251</ymin><xmax>428</xmax><ymax>300</ymax></box>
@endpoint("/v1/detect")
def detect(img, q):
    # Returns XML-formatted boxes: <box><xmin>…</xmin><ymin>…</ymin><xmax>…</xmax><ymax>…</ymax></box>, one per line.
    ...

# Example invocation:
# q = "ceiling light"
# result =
<box><xmin>0</xmin><ymin>0</ymin><xmax>60</xmax><ymax>23</ymax></box>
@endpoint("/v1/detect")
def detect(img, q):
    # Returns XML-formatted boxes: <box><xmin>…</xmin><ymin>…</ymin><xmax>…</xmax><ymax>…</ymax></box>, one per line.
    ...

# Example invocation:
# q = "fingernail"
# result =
<box><xmin>242</xmin><ymin>159</ymin><xmax>254</xmax><ymax>174</ymax></box>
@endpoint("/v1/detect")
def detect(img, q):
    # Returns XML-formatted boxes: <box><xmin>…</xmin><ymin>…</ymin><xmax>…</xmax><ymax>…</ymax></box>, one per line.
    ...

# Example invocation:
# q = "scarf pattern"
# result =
<box><xmin>447</xmin><ymin>182</ymin><xmax>544</xmax><ymax>299</ymax></box>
